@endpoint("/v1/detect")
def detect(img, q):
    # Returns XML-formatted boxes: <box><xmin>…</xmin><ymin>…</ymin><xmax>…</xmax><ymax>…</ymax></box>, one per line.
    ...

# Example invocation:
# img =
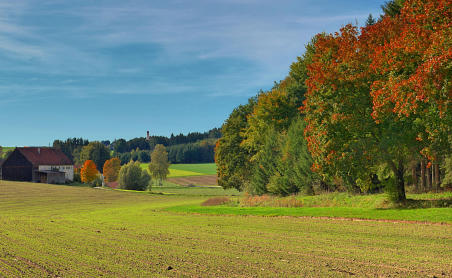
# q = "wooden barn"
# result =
<box><xmin>0</xmin><ymin>147</ymin><xmax>74</xmax><ymax>184</ymax></box>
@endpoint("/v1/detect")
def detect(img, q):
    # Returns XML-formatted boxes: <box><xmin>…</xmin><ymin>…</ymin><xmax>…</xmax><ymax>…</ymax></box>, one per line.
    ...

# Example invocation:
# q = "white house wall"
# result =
<box><xmin>38</xmin><ymin>165</ymin><xmax>74</xmax><ymax>181</ymax></box>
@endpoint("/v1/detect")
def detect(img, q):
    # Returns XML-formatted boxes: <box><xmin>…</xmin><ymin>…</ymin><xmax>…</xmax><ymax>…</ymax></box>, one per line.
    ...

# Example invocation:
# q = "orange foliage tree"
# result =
<box><xmin>366</xmin><ymin>0</ymin><xmax>451</xmax><ymax>157</ymax></box>
<box><xmin>103</xmin><ymin>157</ymin><xmax>121</xmax><ymax>183</ymax></box>
<box><xmin>81</xmin><ymin>160</ymin><xmax>99</xmax><ymax>183</ymax></box>
<box><xmin>303</xmin><ymin>0</ymin><xmax>451</xmax><ymax>201</ymax></box>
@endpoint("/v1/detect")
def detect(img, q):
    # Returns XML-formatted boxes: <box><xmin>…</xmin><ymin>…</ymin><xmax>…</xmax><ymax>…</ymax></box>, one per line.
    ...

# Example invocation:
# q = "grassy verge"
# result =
<box><xmin>165</xmin><ymin>204</ymin><xmax>452</xmax><ymax>223</ymax></box>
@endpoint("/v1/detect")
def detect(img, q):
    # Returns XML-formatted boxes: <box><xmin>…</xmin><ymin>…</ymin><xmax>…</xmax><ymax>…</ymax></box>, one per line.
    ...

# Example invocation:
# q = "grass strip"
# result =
<box><xmin>165</xmin><ymin>204</ymin><xmax>452</xmax><ymax>224</ymax></box>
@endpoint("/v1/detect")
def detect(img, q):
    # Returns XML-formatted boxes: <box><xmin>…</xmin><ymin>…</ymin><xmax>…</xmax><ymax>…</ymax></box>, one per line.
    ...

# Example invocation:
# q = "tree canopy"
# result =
<box><xmin>148</xmin><ymin>144</ymin><xmax>170</xmax><ymax>185</ymax></box>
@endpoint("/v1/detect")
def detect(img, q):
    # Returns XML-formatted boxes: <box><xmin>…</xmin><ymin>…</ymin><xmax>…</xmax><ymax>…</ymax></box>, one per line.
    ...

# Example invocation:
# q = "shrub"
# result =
<box><xmin>91</xmin><ymin>176</ymin><xmax>103</xmax><ymax>187</ymax></box>
<box><xmin>118</xmin><ymin>161</ymin><xmax>151</xmax><ymax>191</ymax></box>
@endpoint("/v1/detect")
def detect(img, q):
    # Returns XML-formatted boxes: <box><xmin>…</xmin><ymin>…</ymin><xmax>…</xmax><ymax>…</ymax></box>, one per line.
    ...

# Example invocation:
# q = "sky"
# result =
<box><xmin>0</xmin><ymin>0</ymin><xmax>383</xmax><ymax>146</ymax></box>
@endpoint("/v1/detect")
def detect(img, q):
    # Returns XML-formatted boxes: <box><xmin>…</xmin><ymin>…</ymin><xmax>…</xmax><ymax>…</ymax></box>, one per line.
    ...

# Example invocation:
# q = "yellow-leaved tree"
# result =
<box><xmin>103</xmin><ymin>157</ymin><xmax>121</xmax><ymax>183</ymax></box>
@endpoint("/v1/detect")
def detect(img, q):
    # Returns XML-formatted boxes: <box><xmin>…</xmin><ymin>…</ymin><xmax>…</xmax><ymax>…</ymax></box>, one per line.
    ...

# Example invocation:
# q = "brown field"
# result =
<box><xmin>0</xmin><ymin>181</ymin><xmax>451</xmax><ymax>277</ymax></box>
<box><xmin>168</xmin><ymin>174</ymin><xmax>217</xmax><ymax>186</ymax></box>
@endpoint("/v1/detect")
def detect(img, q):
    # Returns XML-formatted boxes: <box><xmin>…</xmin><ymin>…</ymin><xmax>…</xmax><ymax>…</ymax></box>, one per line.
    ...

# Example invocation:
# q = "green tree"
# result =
<box><xmin>270</xmin><ymin>117</ymin><xmax>314</xmax><ymax>196</ymax></box>
<box><xmin>215</xmin><ymin>97</ymin><xmax>256</xmax><ymax>191</ymax></box>
<box><xmin>249</xmin><ymin>128</ymin><xmax>280</xmax><ymax>195</ymax></box>
<box><xmin>381</xmin><ymin>0</ymin><xmax>406</xmax><ymax>17</ymax></box>
<box><xmin>148</xmin><ymin>144</ymin><xmax>170</xmax><ymax>185</ymax></box>
<box><xmin>441</xmin><ymin>154</ymin><xmax>452</xmax><ymax>188</ymax></box>
<box><xmin>366</xmin><ymin>14</ymin><xmax>376</xmax><ymax>26</ymax></box>
<box><xmin>118</xmin><ymin>161</ymin><xmax>150</xmax><ymax>191</ymax></box>
<box><xmin>112</xmin><ymin>139</ymin><xmax>128</xmax><ymax>153</ymax></box>
<box><xmin>80</xmin><ymin>142</ymin><xmax>111</xmax><ymax>172</ymax></box>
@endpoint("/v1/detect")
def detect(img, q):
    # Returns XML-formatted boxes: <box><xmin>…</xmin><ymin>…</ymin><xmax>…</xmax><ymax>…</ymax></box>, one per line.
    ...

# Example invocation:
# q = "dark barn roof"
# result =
<box><xmin>16</xmin><ymin>147</ymin><xmax>72</xmax><ymax>166</ymax></box>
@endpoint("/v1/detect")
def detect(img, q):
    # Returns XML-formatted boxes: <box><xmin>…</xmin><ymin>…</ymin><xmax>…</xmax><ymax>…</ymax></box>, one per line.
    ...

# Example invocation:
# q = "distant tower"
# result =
<box><xmin>146</xmin><ymin>131</ymin><xmax>150</xmax><ymax>141</ymax></box>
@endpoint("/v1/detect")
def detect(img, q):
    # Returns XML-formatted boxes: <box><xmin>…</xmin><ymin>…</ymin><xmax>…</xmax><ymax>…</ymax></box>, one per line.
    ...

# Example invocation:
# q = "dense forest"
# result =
<box><xmin>52</xmin><ymin>128</ymin><xmax>221</xmax><ymax>167</ymax></box>
<box><xmin>215</xmin><ymin>0</ymin><xmax>451</xmax><ymax>202</ymax></box>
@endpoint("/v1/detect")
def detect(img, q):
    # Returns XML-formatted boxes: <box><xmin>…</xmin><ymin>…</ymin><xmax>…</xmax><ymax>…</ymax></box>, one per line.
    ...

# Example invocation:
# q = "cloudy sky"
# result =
<box><xmin>0</xmin><ymin>0</ymin><xmax>383</xmax><ymax>146</ymax></box>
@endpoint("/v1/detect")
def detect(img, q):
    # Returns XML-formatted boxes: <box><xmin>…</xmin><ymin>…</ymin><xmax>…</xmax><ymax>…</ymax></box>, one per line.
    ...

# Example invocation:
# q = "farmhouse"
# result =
<box><xmin>0</xmin><ymin>147</ymin><xmax>73</xmax><ymax>184</ymax></box>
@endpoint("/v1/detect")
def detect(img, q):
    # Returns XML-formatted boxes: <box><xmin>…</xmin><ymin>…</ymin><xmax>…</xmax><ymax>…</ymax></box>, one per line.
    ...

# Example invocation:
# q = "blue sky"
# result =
<box><xmin>0</xmin><ymin>0</ymin><xmax>383</xmax><ymax>146</ymax></box>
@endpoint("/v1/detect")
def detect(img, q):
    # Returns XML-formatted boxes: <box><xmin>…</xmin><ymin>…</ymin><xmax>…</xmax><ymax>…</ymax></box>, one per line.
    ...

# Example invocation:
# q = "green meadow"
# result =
<box><xmin>0</xmin><ymin>180</ymin><xmax>451</xmax><ymax>277</ymax></box>
<box><xmin>140</xmin><ymin>163</ymin><xmax>216</xmax><ymax>177</ymax></box>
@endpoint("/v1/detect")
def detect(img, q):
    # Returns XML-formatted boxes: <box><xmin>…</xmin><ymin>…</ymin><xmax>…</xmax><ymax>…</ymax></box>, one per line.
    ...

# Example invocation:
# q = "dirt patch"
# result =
<box><xmin>201</xmin><ymin>197</ymin><xmax>231</xmax><ymax>206</ymax></box>
<box><xmin>106</xmin><ymin>181</ymin><xmax>119</xmax><ymax>189</ymax></box>
<box><xmin>168</xmin><ymin>175</ymin><xmax>217</xmax><ymax>186</ymax></box>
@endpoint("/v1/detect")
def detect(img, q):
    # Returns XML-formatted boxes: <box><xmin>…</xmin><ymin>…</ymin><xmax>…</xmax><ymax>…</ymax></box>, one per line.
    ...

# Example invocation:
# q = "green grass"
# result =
<box><xmin>169</xmin><ymin>163</ymin><xmax>217</xmax><ymax>175</ymax></box>
<box><xmin>0</xmin><ymin>147</ymin><xmax>14</xmax><ymax>158</ymax></box>
<box><xmin>166</xmin><ymin>205</ymin><xmax>452</xmax><ymax>223</ymax></box>
<box><xmin>140</xmin><ymin>163</ymin><xmax>216</xmax><ymax>177</ymax></box>
<box><xmin>0</xmin><ymin>180</ymin><xmax>451</xmax><ymax>277</ymax></box>
<box><xmin>151</xmin><ymin>186</ymin><xmax>241</xmax><ymax>196</ymax></box>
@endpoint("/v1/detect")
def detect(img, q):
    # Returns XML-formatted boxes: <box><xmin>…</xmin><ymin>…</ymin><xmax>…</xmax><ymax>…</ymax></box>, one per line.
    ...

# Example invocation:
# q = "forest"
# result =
<box><xmin>51</xmin><ymin>128</ymin><xmax>221</xmax><ymax>166</ymax></box>
<box><xmin>215</xmin><ymin>0</ymin><xmax>451</xmax><ymax>202</ymax></box>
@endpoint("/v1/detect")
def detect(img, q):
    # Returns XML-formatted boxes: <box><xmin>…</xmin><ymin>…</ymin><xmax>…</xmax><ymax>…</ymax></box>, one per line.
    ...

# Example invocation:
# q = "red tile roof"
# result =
<box><xmin>17</xmin><ymin>147</ymin><xmax>72</xmax><ymax>166</ymax></box>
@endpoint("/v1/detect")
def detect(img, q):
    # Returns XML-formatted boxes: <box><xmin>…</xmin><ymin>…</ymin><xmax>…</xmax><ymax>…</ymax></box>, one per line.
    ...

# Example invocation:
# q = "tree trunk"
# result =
<box><xmin>412</xmin><ymin>162</ymin><xmax>418</xmax><ymax>192</ymax></box>
<box><xmin>389</xmin><ymin>160</ymin><xmax>406</xmax><ymax>202</ymax></box>
<box><xmin>434</xmin><ymin>162</ymin><xmax>440</xmax><ymax>190</ymax></box>
<box><xmin>420</xmin><ymin>160</ymin><xmax>426</xmax><ymax>191</ymax></box>
<box><xmin>427</xmin><ymin>164</ymin><xmax>432</xmax><ymax>190</ymax></box>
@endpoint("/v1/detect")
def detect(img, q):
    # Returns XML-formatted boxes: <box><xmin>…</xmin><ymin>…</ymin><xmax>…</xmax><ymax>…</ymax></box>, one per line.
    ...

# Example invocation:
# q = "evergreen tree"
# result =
<box><xmin>366</xmin><ymin>14</ymin><xmax>376</xmax><ymax>26</ymax></box>
<box><xmin>250</xmin><ymin>128</ymin><xmax>280</xmax><ymax>195</ymax></box>
<box><xmin>381</xmin><ymin>0</ymin><xmax>405</xmax><ymax>17</ymax></box>
<box><xmin>269</xmin><ymin>117</ymin><xmax>314</xmax><ymax>196</ymax></box>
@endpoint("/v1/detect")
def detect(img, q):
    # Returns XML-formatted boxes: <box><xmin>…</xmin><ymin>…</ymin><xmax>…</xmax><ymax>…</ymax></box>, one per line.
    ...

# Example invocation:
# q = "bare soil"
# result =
<box><xmin>168</xmin><ymin>175</ymin><xmax>217</xmax><ymax>186</ymax></box>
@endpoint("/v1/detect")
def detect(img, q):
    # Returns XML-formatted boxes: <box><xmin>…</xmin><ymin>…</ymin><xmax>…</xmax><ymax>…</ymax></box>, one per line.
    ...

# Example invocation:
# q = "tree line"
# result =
<box><xmin>215</xmin><ymin>0</ymin><xmax>451</xmax><ymax>202</ymax></box>
<box><xmin>79</xmin><ymin>144</ymin><xmax>170</xmax><ymax>190</ymax></box>
<box><xmin>52</xmin><ymin>128</ymin><xmax>221</xmax><ymax>166</ymax></box>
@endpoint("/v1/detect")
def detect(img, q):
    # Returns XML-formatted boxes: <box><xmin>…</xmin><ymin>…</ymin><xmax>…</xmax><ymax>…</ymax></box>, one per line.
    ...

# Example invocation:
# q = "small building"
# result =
<box><xmin>0</xmin><ymin>147</ymin><xmax>73</xmax><ymax>184</ymax></box>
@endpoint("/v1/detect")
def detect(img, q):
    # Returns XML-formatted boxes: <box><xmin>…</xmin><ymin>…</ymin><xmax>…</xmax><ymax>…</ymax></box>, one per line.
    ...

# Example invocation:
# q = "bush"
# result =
<box><xmin>91</xmin><ymin>176</ymin><xmax>103</xmax><ymax>187</ymax></box>
<box><xmin>118</xmin><ymin>161</ymin><xmax>151</xmax><ymax>191</ymax></box>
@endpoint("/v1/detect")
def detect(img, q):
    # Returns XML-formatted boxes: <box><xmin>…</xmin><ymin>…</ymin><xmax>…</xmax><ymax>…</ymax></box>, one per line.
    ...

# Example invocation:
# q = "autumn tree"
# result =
<box><xmin>148</xmin><ymin>144</ymin><xmax>170</xmax><ymax>185</ymax></box>
<box><xmin>368</xmin><ymin>0</ymin><xmax>451</xmax><ymax>163</ymax></box>
<box><xmin>103</xmin><ymin>157</ymin><xmax>121</xmax><ymax>182</ymax></box>
<box><xmin>81</xmin><ymin>160</ymin><xmax>99</xmax><ymax>184</ymax></box>
<box><xmin>302</xmin><ymin>0</ymin><xmax>451</xmax><ymax>201</ymax></box>
<box><xmin>303</xmin><ymin>24</ymin><xmax>418</xmax><ymax>200</ymax></box>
